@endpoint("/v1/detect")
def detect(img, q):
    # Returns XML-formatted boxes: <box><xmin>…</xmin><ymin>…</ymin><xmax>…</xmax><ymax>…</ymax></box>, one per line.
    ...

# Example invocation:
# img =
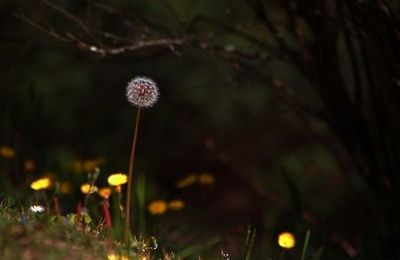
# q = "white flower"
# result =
<box><xmin>126</xmin><ymin>76</ymin><xmax>159</xmax><ymax>107</ymax></box>
<box><xmin>30</xmin><ymin>205</ymin><xmax>45</xmax><ymax>213</ymax></box>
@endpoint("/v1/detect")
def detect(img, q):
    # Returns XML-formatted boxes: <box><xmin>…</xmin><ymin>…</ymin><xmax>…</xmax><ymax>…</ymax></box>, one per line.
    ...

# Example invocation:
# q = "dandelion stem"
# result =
<box><xmin>124</xmin><ymin>106</ymin><xmax>142</xmax><ymax>244</ymax></box>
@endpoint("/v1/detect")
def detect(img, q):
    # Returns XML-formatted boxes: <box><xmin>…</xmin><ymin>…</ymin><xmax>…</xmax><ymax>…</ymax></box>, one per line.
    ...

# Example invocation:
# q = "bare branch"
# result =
<box><xmin>13</xmin><ymin>12</ymin><xmax>71</xmax><ymax>43</ymax></box>
<box><xmin>41</xmin><ymin>0</ymin><xmax>96</xmax><ymax>40</ymax></box>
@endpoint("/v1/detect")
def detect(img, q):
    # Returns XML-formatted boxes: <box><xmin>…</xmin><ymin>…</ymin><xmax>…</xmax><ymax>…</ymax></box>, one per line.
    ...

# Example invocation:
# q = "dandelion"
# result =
<box><xmin>278</xmin><ymin>232</ymin><xmax>296</xmax><ymax>249</ymax></box>
<box><xmin>99</xmin><ymin>187</ymin><xmax>112</xmax><ymax>199</ymax></box>
<box><xmin>198</xmin><ymin>173</ymin><xmax>215</xmax><ymax>186</ymax></box>
<box><xmin>148</xmin><ymin>200</ymin><xmax>168</xmax><ymax>215</ymax></box>
<box><xmin>168</xmin><ymin>199</ymin><xmax>185</xmax><ymax>210</ymax></box>
<box><xmin>124</xmin><ymin>76</ymin><xmax>159</xmax><ymax>243</ymax></box>
<box><xmin>176</xmin><ymin>174</ymin><xmax>197</xmax><ymax>188</ymax></box>
<box><xmin>23</xmin><ymin>159</ymin><xmax>36</xmax><ymax>171</ymax></box>
<box><xmin>30</xmin><ymin>205</ymin><xmax>45</xmax><ymax>213</ymax></box>
<box><xmin>108</xmin><ymin>173</ymin><xmax>128</xmax><ymax>186</ymax></box>
<box><xmin>30</xmin><ymin>177</ymin><xmax>51</xmax><ymax>190</ymax></box>
<box><xmin>107</xmin><ymin>253</ymin><xmax>130</xmax><ymax>260</ymax></box>
<box><xmin>0</xmin><ymin>146</ymin><xmax>15</xmax><ymax>159</ymax></box>
<box><xmin>126</xmin><ymin>77</ymin><xmax>159</xmax><ymax>108</ymax></box>
<box><xmin>80</xmin><ymin>183</ymin><xmax>98</xmax><ymax>194</ymax></box>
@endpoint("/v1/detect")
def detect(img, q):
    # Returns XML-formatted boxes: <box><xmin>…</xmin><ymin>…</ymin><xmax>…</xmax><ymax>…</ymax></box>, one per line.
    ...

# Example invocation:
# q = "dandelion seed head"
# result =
<box><xmin>30</xmin><ymin>205</ymin><xmax>45</xmax><ymax>213</ymax></box>
<box><xmin>126</xmin><ymin>76</ymin><xmax>159</xmax><ymax>108</ymax></box>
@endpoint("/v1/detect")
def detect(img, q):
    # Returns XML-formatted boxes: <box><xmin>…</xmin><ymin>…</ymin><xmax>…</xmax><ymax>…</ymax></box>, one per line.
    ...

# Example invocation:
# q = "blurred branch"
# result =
<box><xmin>40</xmin><ymin>0</ymin><xmax>96</xmax><ymax>40</ymax></box>
<box><xmin>13</xmin><ymin>12</ymin><xmax>71</xmax><ymax>43</ymax></box>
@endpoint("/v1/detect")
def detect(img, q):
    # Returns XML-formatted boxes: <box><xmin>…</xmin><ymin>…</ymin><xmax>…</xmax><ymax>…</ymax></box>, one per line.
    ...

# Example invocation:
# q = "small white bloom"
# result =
<box><xmin>30</xmin><ymin>205</ymin><xmax>45</xmax><ymax>213</ymax></box>
<box><xmin>126</xmin><ymin>76</ymin><xmax>159</xmax><ymax>107</ymax></box>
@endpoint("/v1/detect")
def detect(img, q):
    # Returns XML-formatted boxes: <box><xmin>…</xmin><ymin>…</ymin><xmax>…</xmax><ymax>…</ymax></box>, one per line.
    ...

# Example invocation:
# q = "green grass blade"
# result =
<box><xmin>176</xmin><ymin>236</ymin><xmax>220</xmax><ymax>259</ymax></box>
<box><xmin>300</xmin><ymin>230</ymin><xmax>311</xmax><ymax>260</ymax></box>
<box><xmin>244</xmin><ymin>225</ymin><xmax>256</xmax><ymax>260</ymax></box>
<box><xmin>311</xmin><ymin>245</ymin><xmax>324</xmax><ymax>260</ymax></box>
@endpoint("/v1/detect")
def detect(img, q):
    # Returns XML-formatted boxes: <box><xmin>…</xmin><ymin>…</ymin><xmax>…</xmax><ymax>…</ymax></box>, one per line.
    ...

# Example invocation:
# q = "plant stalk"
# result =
<box><xmin>124</xmin><ymin>107</ymin><xmax>142</xmax><ymax>244</ymax></box>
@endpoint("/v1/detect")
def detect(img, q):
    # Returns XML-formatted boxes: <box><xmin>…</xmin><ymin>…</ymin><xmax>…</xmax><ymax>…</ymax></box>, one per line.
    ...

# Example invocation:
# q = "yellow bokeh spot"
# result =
<box><xmin>176</xmin><ymin>174</ymin><xmax>197</xmax><ymax>188</ymax></box>
<box><xmin>23</xmin><ymin>159</ymin><xmax>36</xmax><ymax>171</ymax></box>
<box><xmin>278</xmin><ymin>232</ymin><xmax>296</xmax><ymax>249</ymax></box>
<box><xmin>107</xmin><ymin>253</ymin><xmax>130</xmax><ymax>260</ymax></box>
<box><xmin>148</xmin><ymin>200</ymin><xmax>168</xmax><ymax>215</ymax></box>
<box><xmin>83</xmin><ymin>159</ymin><xmax>98</xmax><ymax>172</ymax></box>
<box><xmin>0</xmin><ymin>146</ymin><xmax>15</xmax><ymax>159</ymax></box>
<box><xmin>30</xmin><ymin>177</ymin><xmax>51</xmax><ymax>191</ymax></box>
<box><xmin>108</xmin><ymin>173</ymin><xmax>128</xmax><ymax>186</ymax></box>
<box><xmin>99</xmin><ymin>187</ymin><xmax>112</xmax><ymax>199</ymax></box>
<box><xmin>60</xmin><ymin>181</ymin><xmax>72</xmax><ymax>194</ymax></box>
<box><xmin>168</xmin><ymin>199</ymin><xmax>185</xmax><ymax>210</ymax></box>
<box><xmin>72</xmin><ymin>161</ymin><xmax>83</xmax><ymax>173</ymax></box>
<box><xmin>80</xmin><ymin>183</ymin><xmax>98</xmax><ymax>194</ymax></box>
<box><xmin>72</xmin><ymin>158</ymin><xmax>104</xmax><ymax>173</ymax></box>
<box><xmin>198</xmin><ymin>173</ymin><xmax>215</xmax><ymax>185</ymax></box>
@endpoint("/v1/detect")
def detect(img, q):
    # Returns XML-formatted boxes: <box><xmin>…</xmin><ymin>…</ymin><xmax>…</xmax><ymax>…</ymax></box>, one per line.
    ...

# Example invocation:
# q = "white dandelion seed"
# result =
<box><xmin>126</xmin><ymin>76</ymin><xmax>159</xmax><ymax>108</ymax></box>
<box><xmin>30</xmin><ymin>205</ymin><xmax>45</xmax><ymax>213</ymax></box>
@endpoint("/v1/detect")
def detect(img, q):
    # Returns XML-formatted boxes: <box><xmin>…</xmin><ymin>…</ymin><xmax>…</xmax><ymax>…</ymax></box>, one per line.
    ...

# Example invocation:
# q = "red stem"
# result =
<box><xmin>124</xmin><ymin>107</ymin><xmax>142</xmax><ymax>243</ymax></box>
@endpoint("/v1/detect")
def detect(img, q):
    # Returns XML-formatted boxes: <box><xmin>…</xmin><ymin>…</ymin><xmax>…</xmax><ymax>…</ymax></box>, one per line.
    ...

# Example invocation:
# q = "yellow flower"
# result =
<box><xmin>23</xmin><ymin>159</ymin><xmax>36</xmax><ymax>171</ymax></box>
<box><xmin>60</xmin><ymin>181</ymin><xmax>72</xmax><ymax>194</ymax></box>
<box><xmin>198</xmin><ymin>173</ymin><xmax>215</xmax><ymax>185</ymax></box>
<box><xmin>30</xmin><ymin>177</ymin><xmax>51</xmax><ymax>191</ymax></box>
<box><xmin>107</xmin><ymin>253</ymin><xmax>130</xmax><ymax>260</ymax></box>
<box><xmin>108</xmin><ymin>173</ymin><xmax>128</xmax><ymax>186</ymax></box>
<box><xmin>99</xmin><ymin>187</ymin><xmax>112</xmax><ymax>199</ymax></box>
<box><xmin>176</xmin><ymin>174</ymin><xmax>197</xmax><ymax>188</ymax></box>
<box><xmin>148</xmin><ymin>200</ymin><xmax>168</xmax><ymax>215</ymax></box>
<box><xmin>168</xmin><ymin>199</ymin><xmax>185</xmax><ymax>210</ymax></box>
<box><xmin>80</xmin><ymin>183</ymin><xmax>98</xmax><ymax>194</ymax></box>
<box><xmin>278</xmin><ymin>232</ymin><xmax>296</xmax><ymax>249</ymax></box>
<box><xmin>0</xmin><ymin>146</ymin><xmax>15</xmax><ymax>159</ymax></box>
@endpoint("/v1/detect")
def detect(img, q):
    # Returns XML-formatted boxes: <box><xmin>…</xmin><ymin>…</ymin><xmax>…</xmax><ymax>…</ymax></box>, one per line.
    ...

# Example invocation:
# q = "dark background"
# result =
<box><xmin>1</xmin><ymin>0</ymin><xmax>400</xmax><ymax>259</ymax></box>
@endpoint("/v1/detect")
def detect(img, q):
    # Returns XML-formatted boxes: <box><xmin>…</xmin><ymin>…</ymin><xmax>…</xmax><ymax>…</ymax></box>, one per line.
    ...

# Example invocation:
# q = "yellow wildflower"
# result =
<box><xmin>23</xmin><ymin>159</ymin><xmax>36</xmax><ymax>171</ymax></box>
<box><xmin>148</xmin><ymin>200</ymin><xmax>168</xmax><ymax>215</ymax></box>
<box><xmin>80</xmin><ymin>183</ymin><xmax>98</xmax><ymax>194</ymax></box>
<box><xmin>0</xmin><ymin>146</ymin><xmax>15</xmax><ymax>159</ymax></box>
<box><xmin>278</xmin><ymin>232</ymin><xmax>296</xmax><ymax>249</ymax></box>
<box><xmin>30</xmin><ymin>177</ymin><xmax>51</xmax><ymax>191</ymax></box>
<box><xmin>168</xmin><ymin>199</ymin><xmax>185</xmax><ymax>210</ymax></box>
<box><xmin>108</xmin><ymin>173</ymin><xmax>128</xmax><ymax>186</ymax></box>
<box><xmin>99</xmin><ymin>187</ymin><xmax>112</xmax><ymax>199</ymax></box>
<box><xmin>107</xmin><ymin>253</ymin><xmax>130</xmax><ymax>260</ymax></box>
<box><xmin>198</xmin><ymin>173</ymin><xmax>215</xmax><ymax>185</ymax></box>
<box><xmin>176</xmin><ymin>174</ymin><xmax>197</xmax><ymax>188</ymax></box>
